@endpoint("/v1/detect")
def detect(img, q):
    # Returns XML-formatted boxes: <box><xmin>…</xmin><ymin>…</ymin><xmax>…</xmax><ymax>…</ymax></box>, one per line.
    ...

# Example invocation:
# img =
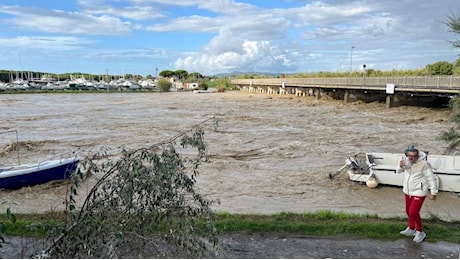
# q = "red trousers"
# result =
<box><xmin>404</xmin><ymin>194</ymin><xmax>426</xmax><ymax>232</ymax></box>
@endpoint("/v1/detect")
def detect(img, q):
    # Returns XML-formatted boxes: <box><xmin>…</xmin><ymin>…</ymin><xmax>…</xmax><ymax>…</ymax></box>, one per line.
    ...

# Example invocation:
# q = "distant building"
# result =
<box><xmin>184</xmin><ymin>82</ymin><xmax>199</xmax><ymax>90</ymax></box>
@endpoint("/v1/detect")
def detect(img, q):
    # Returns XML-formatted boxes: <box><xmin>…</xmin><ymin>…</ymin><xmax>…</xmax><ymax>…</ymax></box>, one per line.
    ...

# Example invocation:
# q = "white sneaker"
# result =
<box><xmin>413</xmin><ymin>231</ymin><xmax>426</xmax><ymax>243</ymax></box>
<box><xmin>399</xmin><ymin>227</ymin><xmax>416</xmax><ymax>236</ymax></box>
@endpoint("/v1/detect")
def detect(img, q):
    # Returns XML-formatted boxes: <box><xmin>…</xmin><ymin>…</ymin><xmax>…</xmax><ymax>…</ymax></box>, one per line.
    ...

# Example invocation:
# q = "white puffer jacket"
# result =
<box><xmin>396</xmin><ymin>151</ymin><xmax>438</xmax><ymax>196</ymax></box>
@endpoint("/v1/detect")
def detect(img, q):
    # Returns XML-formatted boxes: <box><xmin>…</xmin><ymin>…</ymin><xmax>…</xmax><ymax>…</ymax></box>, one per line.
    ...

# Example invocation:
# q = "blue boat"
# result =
<box><xmin>0</xmin><ymin>129</ymin><xmax>80</xmax><ymax>190</ymax></box>
<box><xmin>0</xmin><ymin>156</ymin><xmax>80</xmax><ymax>190</ymax></box>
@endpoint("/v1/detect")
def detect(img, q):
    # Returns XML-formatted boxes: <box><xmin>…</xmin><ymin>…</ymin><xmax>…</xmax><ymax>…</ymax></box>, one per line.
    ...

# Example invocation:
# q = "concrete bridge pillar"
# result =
<box><xmin>386</xmin><ymin>95</ymin><xmax>393</xmax><ymax>109</ymax></box>
<box><xmin>279</xmin><ymin>87</ymin><xmax>286</xmax><ymax>95</ymax></box>
<box><xmin>315</xmin><ymin>88</ymin><xmax>320</xmax><ymax>100</ymax></box>
<box><xmin>295</xmin><ymin>88</ymin><xmax>305</xmax><ymax>96</ymax></box>
<box><xmin>344</xmin><ymin>90</ymin><xmax>350</xmax><ymax>103</ymax></box>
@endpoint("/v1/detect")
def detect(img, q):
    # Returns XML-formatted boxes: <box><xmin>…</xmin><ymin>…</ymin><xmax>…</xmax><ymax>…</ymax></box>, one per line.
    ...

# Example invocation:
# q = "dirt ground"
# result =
<box><xmin>214</xmin><ymin>233</ymin><xmax>460</xmax><ymax>259</ymax></box>
<box><xmin>2</xmin><ymin>233</ymin><xmax>459</xmax><ymax>259</ymax></box>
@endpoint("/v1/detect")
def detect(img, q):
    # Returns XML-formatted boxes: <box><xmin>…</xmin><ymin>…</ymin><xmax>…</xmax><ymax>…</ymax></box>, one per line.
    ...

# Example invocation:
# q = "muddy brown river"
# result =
<box><xmin>1</xmin><ymin>91</ymin><xmax>459</xmax><ymax>221</ymax></box>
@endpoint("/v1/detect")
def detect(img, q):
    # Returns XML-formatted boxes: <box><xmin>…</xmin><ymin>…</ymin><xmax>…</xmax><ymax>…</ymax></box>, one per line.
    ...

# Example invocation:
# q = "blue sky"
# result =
<box><xmin>0</xmin><ymin>0</ymin><xmax>459</xmax><ymax>77</ymax></box>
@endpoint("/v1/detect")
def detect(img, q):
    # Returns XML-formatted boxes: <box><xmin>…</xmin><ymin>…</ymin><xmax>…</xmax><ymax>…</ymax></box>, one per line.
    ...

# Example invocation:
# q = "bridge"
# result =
<box><xmin>230</xmin><ymin>76</ymin><xmax>460</xmax><ymax>108</ymax></box>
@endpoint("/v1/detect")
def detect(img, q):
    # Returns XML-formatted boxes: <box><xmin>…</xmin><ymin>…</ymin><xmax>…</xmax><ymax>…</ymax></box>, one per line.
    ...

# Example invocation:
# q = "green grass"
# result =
<box><xmin>214</xmin><ymin>211</ymin><xmax>460</xmax><ymax>243</ymax></box>
<box><xmin>1</xmin><ymin>210</ymin><xmax>459</xmax><ymax>244</ymax></box>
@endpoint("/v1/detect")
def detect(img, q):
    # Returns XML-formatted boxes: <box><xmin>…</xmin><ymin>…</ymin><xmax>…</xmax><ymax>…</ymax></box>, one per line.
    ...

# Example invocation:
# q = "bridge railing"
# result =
<box><xmin>231</xmin><ymin>76</ymin><xmax>460</xmax><ymax>89</ymax></box>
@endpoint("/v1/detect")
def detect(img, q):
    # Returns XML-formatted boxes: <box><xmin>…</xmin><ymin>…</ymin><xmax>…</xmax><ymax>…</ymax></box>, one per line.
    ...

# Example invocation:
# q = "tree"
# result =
<box><xmin>188</xmin><ymin>72</ymin><xmax>203</xmax><ymax>81</ymax></box>
<box><xmin>439</xmin><ymin>11</ymin><xmax>460</xmax><ymax>152</ymax></box>
<box><xmin>159</xmin><ymin>70</ymin><xmax>175</xmax><ymax>78</ymax></box>
<box><xmin>41</xmin><ymin>120</ymin><xmax>220</xmax><ymax>258</ymax></box>
<box><xmin>132</xmin><ymin>74</ymin><xmax>143</xmax><ymax>81</ymax></box>
<box><xmin>439</xmin><ymin>98</ymin><xmax>460</xmax><ymax>153</ymax></box>
<box><xmin>175</xmin><ymin>70</ymin><xmax>188</xmax><ymax>80</ymax></box>
<box><xmin>425</xmin><ymin>61</ymin><xmax>453</xmax><ymax>75</ymax></box>
<box><xmin>453</xmin><ymin>58</ymin><xmax>460</xmax><ymax>76</ymax></box>
<box><xmin>444</xmin><ymin>11</ymin><xmax>460</xmax><ymax>49</ymax></box>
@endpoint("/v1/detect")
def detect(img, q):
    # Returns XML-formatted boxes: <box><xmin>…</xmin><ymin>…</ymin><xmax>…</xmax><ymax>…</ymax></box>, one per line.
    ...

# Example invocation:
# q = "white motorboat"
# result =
<box><xmin>338</xmin><ymin>152</ymin><xmax>460</xmax><ymax>194</ymax></box>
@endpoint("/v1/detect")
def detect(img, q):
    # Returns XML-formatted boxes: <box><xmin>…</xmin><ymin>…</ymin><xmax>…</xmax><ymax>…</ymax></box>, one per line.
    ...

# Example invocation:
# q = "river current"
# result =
<box><xmin>1</xmin><ymin>91</ymin><xmax>459</xmax><ymax>220</ymax></box>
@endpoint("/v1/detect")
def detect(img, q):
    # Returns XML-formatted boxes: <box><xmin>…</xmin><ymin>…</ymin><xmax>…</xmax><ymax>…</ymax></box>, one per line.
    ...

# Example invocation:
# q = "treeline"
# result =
<box><xmin>2</xmin><ymin>59</ymin><xmax>460</xmax><ymax>83</ymax></box>
<box><xmin>239</xmin><ymin>59</ymin><xmax>460</xmax><ymax>79</ymax></box>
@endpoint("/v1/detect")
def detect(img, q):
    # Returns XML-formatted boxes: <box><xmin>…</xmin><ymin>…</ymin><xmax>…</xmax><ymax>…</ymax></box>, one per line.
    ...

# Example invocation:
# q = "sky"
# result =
<box><xmin>0</xmin><ymin>0</ymin><xmax>459</xmax><ymax>77</ymax></box>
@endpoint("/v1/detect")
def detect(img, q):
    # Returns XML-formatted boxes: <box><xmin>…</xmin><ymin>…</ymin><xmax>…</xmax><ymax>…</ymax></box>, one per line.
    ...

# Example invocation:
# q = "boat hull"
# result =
<box><xmin>0</xmin><ymin>157</ymin><xmax>80</xmax><ymax>190</ymax></box>
<box><xmin>347</xmin><ymin>152</ymin><xmax>460</xmax><ymax>193</ymax></box>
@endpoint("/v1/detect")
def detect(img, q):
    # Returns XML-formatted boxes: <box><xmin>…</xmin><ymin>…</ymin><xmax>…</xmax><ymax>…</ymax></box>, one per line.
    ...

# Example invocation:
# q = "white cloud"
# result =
<box><xmin>78</xmin><ymin>0</ymin><xmax>165</xmax><ymax>21</ymax></box>
<box><xmin>0</xmin><ymin>5</ymin><xmax>132</xmax><ymax>35</ymax></box>
<box><xmin>0</xmin><ymin>36</ymin><xmax>93</xmax><ymax>51</ymax></box>
<box><xmin>175</xmin><ymin>40</ymin><xmax>289</xmax><ymax>75</ymax></box>
<box><xmin>146</xmin><ymin>15</ymin><xmax>221</xmax><ymax>32</ymax></box>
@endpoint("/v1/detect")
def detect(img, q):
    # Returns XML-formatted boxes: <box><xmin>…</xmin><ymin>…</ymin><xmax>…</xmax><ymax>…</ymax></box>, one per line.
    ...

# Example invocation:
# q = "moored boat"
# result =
<box><xmin>0</xmin><ymin>154</ymin><xmax>80</xmax><ymax>189</ymax></box>
<box><xmin>340</xmin><ymin>152</ymin><xmax>460</xmax><ymax>194</ymax></box>
<box><xmin>0</xmin><ymin>130</ymin><xmax>80</xmax><ymax>189</ymax></box>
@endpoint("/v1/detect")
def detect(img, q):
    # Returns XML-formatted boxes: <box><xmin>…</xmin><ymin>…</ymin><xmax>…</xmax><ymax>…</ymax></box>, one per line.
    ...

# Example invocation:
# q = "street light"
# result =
<box><xmin>349</xmin><ymin>46</ymin><xmax>354</xmax><ymax>84</ymax></box>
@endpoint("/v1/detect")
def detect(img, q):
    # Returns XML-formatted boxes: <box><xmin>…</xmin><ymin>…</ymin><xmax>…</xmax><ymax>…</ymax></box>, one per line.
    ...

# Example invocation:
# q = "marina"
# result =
<box><xmin>0</xmin><ymin>75</ymin><xmax>157</xmax><ymax>91</ymax></box>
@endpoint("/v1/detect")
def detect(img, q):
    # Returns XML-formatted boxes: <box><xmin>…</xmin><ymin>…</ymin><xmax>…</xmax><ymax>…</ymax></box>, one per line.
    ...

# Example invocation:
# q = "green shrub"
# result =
<box><xmin>157</xmin><ymin>78</ymin><xmax>172</xmax><ymax>92</ymax></box>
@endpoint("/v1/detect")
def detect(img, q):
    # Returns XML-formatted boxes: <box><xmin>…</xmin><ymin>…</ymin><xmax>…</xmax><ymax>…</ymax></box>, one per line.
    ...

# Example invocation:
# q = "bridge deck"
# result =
<box><xmin>231</xmin><ymin>76</ymin><xmax>460</xmax><ymax>95</ymax></box>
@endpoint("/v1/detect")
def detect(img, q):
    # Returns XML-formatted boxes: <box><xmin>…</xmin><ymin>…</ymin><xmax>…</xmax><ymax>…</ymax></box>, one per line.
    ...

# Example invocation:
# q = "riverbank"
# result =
<box><xmin>1</xmin><ymin>211</ymin><xmax>459</xmax><ymax>258</ymax></box>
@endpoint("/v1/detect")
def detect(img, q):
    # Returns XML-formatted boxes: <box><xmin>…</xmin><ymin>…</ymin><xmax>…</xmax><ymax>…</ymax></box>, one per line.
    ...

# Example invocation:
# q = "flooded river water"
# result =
<box><xmin>1</xmin><ymin>91</ymin><xmax>459</xmax><ymax>221</ymax></box>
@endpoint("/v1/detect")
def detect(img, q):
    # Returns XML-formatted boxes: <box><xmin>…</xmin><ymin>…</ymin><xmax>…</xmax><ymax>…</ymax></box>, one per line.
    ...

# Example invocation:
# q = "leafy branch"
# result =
<box><xmin>41</xmin><ymin>117</ymin><xmax>220</xmax><ymax>258</ymax></box>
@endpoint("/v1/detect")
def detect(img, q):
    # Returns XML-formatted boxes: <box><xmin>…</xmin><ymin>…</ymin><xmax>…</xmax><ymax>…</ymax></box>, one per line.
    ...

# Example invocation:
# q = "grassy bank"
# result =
<box><xmin>1</xmin><ymin>210</ymin><xmax>459</xmax><ymax>244</ymax></box>
<box><xmin>214</xmin><ymin>211</ymin><xmax>460</xmax><ymax>243</ymax></box>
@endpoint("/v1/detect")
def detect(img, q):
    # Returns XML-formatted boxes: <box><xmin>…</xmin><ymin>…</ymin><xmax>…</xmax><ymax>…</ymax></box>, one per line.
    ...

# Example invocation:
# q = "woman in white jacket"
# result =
<box><xmin>396</xmin><ymin>147</ymin><xmax>438</xmax><ymax>243</ymax></box>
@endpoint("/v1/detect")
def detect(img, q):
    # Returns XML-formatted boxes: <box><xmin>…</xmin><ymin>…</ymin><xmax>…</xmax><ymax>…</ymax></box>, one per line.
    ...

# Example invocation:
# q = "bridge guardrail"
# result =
<box><xmin>231</xmin><ymin>76</ymin><xmax>460</xmax><ymax>90</ymax></box>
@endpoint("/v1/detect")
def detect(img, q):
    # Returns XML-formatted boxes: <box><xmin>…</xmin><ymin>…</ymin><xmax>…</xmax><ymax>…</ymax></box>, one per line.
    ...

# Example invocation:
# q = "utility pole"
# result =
<box><xmin>349</xmin><ymin>46</ymin><xmax>354</xmax><ymax>84</ymax></box>
<box><xmin>106</xmin><ymin>69</ymin><xmax>109</xmax><ymax>92</ymax></box>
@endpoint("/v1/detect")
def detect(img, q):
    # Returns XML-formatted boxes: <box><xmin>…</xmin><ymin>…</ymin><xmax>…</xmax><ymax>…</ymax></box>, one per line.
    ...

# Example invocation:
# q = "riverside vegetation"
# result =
<box><xmin>2</xmin><ymin>211</ymin><xmax>460</xmax><ymax>243</ymax></box>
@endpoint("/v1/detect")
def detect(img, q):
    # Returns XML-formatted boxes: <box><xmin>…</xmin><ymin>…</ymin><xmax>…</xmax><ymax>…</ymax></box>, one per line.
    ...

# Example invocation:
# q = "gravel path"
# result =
<box><xmin>214</xmin><ymin>233</ymin><xmax>460</xmax><ymax>259</ymax></box>
<box><xmin>2</xmin><ymin>233</ymin><xmax>459</xmax><ymax>259</ymax></box>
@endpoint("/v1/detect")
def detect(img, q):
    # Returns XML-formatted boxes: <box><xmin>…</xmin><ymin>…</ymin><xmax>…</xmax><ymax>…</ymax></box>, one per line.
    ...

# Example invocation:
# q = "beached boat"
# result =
<box><xmin>0</xmin><ymin>130</ymin><xmax>80</xmax><ymax>189</ymax></box>
<box><xmin>336</xmin><ymin>152</ymin><xmax>460</xmax><ymax>194</ymax></box>
<box><xmin>0</xmin><ymin>154</ymin><xmax>80</xmax><ymax>189</ymax></box>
